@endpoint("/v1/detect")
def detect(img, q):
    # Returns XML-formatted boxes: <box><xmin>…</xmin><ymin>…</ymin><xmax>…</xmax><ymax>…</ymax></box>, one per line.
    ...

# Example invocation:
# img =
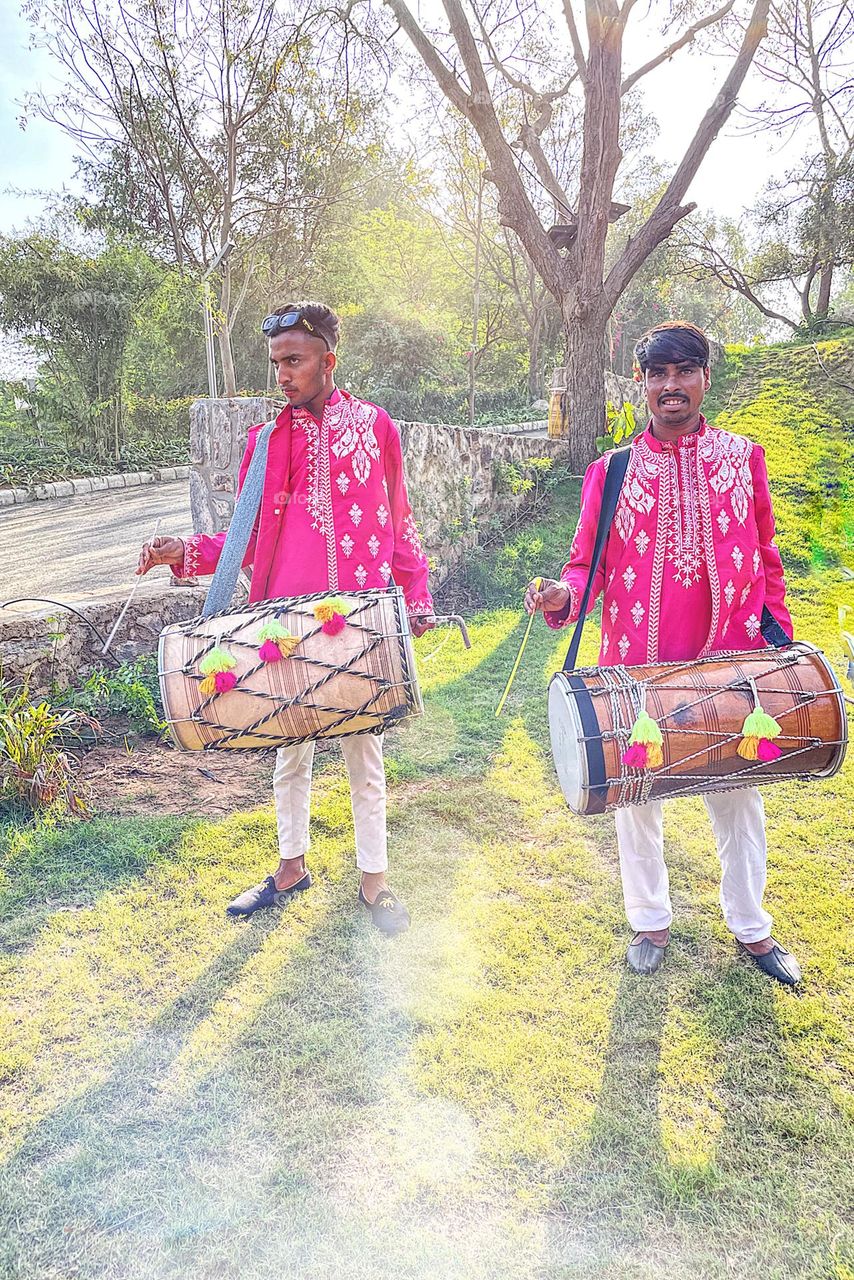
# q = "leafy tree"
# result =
<box><xmin>0</xmin><ymin>235</ymin><xmax>161</xmax><ymax>458</ymax></box>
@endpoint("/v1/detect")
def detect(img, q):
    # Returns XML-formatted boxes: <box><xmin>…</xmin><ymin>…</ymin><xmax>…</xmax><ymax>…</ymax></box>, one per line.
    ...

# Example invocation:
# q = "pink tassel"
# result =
<box><xmin>259</xmin><ymin>639</ymin><xmax>282</xmax><ymax>663</ymax></box>
<box><xmin>757</xmin><ymin>738</ymin><xmax>782</xmax><ymax>762</ymax></box>
<box><xmin>215</xmin><ymin>670</ymin><xmax>237</xmax><ymax>693</ymax></box>
<box><xmin>622</xmin><ymin>742</ymin><xmax>649</xmax><ymax>769</ymax></box>
<box><xmin>322</xmin><ymin>613</ymin><xmax>346</xmax><ymax>636</ymax></box>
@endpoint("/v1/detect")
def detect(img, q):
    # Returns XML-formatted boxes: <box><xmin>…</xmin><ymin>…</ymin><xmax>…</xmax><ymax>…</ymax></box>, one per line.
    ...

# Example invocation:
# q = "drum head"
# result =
<box><xmin>548</xmin><ymin>674</ymin><xmax>588</xmax><ymax>814</ymax></box>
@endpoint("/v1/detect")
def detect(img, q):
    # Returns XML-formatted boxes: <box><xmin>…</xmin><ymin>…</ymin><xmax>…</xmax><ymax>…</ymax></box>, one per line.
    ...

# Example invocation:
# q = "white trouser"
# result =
<box><xmin>614</xmin><ymin>787</ymin><xmax>773</xmax><ymax>943</ymax></box>
<box><xmin>273</xmin><ymin>733</ymin><xmax>387</xmax><ymax>873</ymax></box>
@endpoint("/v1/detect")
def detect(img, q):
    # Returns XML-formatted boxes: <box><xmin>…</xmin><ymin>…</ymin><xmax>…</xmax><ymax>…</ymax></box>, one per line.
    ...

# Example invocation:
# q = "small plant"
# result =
<box><xmin>0</xmin><ymin>683</ymin><xmax>95</xmax><ymax>817</ymax></box>
<box><xmin>596</xmin><ymin>400</ymin><xmax>637</xmax><ymax>454</ymax></box>
<box><xmin>62</xmin><ymin>657</ymin><xmax>166</xmax><ymax>736</ymax></box>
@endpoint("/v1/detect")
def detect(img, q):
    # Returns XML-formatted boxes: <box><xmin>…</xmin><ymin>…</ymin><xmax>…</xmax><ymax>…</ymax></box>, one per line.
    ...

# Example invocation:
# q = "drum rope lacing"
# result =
<box><xmin>165</xmin><ymin>588</ymin><xmax>419</xmax><ymax>750</ymax></box>
<box><xmin>566</xmin><ymin>643</ymin><xmax>848</xmax><ymax>803</ymax></box>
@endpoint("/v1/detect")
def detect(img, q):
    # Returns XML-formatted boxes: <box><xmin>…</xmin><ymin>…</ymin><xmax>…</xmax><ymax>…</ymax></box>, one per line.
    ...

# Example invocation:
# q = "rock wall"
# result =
<box><xmin>188</xmin><ymin>400</ymin><xmax>571</xmax><ymax>583</ymax></box>
<box><xmin>1</xmin><ymin>587</ymin><xmax>207</xmax><ymax>692</ymax></box>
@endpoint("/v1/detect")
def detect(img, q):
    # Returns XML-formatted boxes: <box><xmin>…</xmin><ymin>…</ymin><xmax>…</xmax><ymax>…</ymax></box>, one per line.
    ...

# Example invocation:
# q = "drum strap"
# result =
<box><xmin>202</xmin><ymin>419</ymin><xmax>278</xmax><ymax>618</ymax></box>
<box><xmin>562</xmin><ymin>447</ymin><xmax>631</xmax><ymax>672</ymax></box>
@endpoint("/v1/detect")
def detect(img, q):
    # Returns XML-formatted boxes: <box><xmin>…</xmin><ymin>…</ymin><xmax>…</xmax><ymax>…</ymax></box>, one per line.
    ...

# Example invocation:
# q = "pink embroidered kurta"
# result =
<box><xmin>546</xmin><ymin>419</ymin><xmax>791</xmax><ymax>664</ymax></box>
<box><xmin>173</xmin><ymin>389</ymin><xmax>433</xmax><ymax>616</ymax></box>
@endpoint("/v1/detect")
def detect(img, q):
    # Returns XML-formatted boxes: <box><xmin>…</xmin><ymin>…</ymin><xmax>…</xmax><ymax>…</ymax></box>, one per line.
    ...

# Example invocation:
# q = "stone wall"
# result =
<box><xmin>1</xmin><ymin>586</ymin><xmax>207</xmax><ymax>692</ymax></box>
<box><xmin>188</xmin><ymin>399</ymin><xmax>571</xmax><ymax>583</ymax></box>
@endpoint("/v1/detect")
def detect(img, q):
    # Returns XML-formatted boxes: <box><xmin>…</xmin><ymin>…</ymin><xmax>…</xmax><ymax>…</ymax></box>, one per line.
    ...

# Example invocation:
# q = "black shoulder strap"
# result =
<box><xmin>562</xmin><ymin>446</ymin><xmax>631</xmax><ymax>672</ymax></box>
<box><xmin>761</xmin><ymin>605</ymin><xmax>792</xmax><ymax>648</ymax></box>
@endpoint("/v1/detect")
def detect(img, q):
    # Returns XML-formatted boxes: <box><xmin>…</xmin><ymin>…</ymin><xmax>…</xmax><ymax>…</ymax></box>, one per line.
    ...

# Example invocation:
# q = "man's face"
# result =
<box><xmin>269</xmin><ymin>330</ymin><xmax>335</xmax><ymax>407</ymax></box>
<box><xmin>643</xmin><ymin>358</ymin><xmax>710</xmax><ymax>432</ymax></box>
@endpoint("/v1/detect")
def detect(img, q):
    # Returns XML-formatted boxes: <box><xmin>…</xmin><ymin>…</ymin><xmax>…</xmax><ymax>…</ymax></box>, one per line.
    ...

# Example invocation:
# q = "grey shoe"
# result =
<box><xmin>359</xmin><ymin>886</ymin><xmax>410</xmax><ymax>936</ymax></box>
<box><xmin>226</xmin><ymin>871</ymin><xmax>312</xmax><ymax>917</ymax></box>
<box><xmin>738</xmin><ymin>939</ymin><xmax>801</xmax><ymax>986</ymax></box>
<box><xmin>627</xmin><ymin>932</ymin><xmax>668</xmax><ymax>975</ymax></box>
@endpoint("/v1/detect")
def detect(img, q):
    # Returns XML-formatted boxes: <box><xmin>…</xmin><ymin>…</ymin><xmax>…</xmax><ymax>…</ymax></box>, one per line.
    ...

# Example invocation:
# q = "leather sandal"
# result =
<box><xmin>737</xmin><ymin>939</ymin><xmax>801</xmax><ymax>986</ymax></box>
<box><xmin>627</xmin><ymin>932</ymin><xmax>669</xmax><ymax>975</ymax></box>
<box><xmin>226</xmin><ymin>871</ymin><xmax>312</xmax><ymax>918</ymax></box>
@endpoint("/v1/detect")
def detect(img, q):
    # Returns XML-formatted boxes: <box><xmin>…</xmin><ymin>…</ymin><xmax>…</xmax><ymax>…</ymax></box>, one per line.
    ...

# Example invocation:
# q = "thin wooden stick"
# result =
<box><xmin>495</xmin><ymin>579</ymin><xmax>541</xmax><ymax>717</ymax></box>
<box><xmin>101</xmin><ymin>518</ymin><xmax>162</xmax><ymax>656</ymax></box>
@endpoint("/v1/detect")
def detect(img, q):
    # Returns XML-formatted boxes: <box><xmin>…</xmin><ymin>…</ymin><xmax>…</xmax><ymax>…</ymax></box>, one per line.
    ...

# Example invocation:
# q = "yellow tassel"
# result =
<box><xmin>646</xmin><ymin>742</ymin><xmax>664</xmax><ymax>769</ymax></box>
<box><xmin>737</xmin><ymin>735</ymin><xmax>759</xmax><ymax>761</ymax></box>
<box><xmin>199</xmin><ymin>674</ymin><xmax>217</xmax><ymax>696</ymax></box>
<box><xmin>278</xmin><ymin>635</ymin><xmax>300</xmax><ymax>658</ymax></box>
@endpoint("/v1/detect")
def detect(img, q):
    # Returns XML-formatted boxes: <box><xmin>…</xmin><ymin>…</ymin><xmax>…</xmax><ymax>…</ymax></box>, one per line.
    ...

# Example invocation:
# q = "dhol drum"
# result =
<box><xmin>549</xmin><ymin>642</ymin><xmax>847</xmax><ymax>815</ymax></box>
<box><xmin>159</xmin><ymin>586</ymin><xmax>422</xmax><ymax>751</ymax></box>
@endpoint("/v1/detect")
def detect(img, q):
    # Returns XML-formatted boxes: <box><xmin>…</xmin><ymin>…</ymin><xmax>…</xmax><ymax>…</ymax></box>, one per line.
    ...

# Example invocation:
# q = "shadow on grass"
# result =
<box><xmin>0</xmin><ymin>814</ymin><xmax>193</xmax><ymax>953</ymax></box>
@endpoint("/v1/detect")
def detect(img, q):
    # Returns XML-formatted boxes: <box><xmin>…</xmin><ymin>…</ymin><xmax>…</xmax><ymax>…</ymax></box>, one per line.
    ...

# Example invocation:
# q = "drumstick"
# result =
<box><xmin>101</xmin><ymin>517</ymin><xmax>162</xmax><ymax>656</ymax></box>
<box><xmin>495</xmin><ymin>578</ymin><xmax>541</xmax><ymax>718</ymax></box>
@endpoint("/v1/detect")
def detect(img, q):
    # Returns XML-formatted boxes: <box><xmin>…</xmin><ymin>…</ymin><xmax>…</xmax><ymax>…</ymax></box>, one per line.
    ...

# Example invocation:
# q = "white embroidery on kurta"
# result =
<box><xmin>184</xmin><ymin>536</ymin><xmax>202</xmax><ymax>578</ymax></box>
<box><xmin>349</xmin><ymin>503</ymin><xmax>363</xmax><ymax>527</ymax></box>
<box><xmin>701</xmin><ymin>428</ymin><xmax>753</xmax><ymax>526</ymax></box>
<box><xmin>609</xmin><ymin>600</ymin><xmax>619</xmax><ymax>625</ymax></box>
<box><xmin>354</xmin><ymin>563</ymin><xmax>368</xmax><ymax>587</ymax></box>
<box><xmin>614</xmin><ymin>452</ymin><xmax>656</xmax><ymax>544</ymax></box>
<box><xmin>753</xmin><ymin>548</ymin><xmax>761</xmax><ymax>576</ymax></box>
<box><xmin>717</xmin><ymin>510</ymin><xmax>730</xmax><ymax>536</ymax></box>
<box><xmin>376</xmin><ymin>504</ymin><xmax>389</xmax><ymax>528</ymax></box>
<box><xmin>631</xmin><ymin>601</ymin><xmax>645</xmax><ymax>627</ymax></box>
<box><xmin>740</xmin><ymin>584</ymin><xmax>751</xmax><ymax>606</ymax></box>
<box><xmin>745</xmin><ymin>612</ymin><xmax>761</xmax><ymax>639</ymax></box>
<box><xmin>329</xmin><ymin>396</ymin><xmax>380</xmax><ymax>485</ymax></box>
<box><xmin>635</xmin><ymin>530</ymin><xmax>650</xmax><ymax>557</ymax></box>
<box><xmin>731</xmin><ymin>545</ymin><xmax>743</xmax><ymax>571</ymax></box>
<box><xmin>724</xmin><ymin>579</ymin><xmax>735</xmax><ymax>606</ymax></box>
<box><xmin>294</xmin><ymin>407</ymin><xmax>337</xmax><ymax>589</ymax></box>
<box><xmin>664</xmin><ymin>448</ymin><xmax>704</xmax><ymax>587</ymax></box>
<box><xmin>367</xmin><ymin>534</ymin><xmax>380</xmax><ymax>558</ymax></box>
<box><xmin>379</xmin><ymin>561</ymin><xmax>392</xmax><ymax>583</ymax></box>
<box><xmin>602</xmin><ymin>633</ymin><xmax>610</xmax><ymax>655</ymax></box>
<box><xmin>340</xmin><ymin>534</ymin><xmax>354</xmax><ymax>558</ymax></box>
<box><xmin>402</xmin><ymin>513</ymin><xmax>425</xmax><ymax>558</ymax></box>
<box><xmin>722</xmin><ymin>618</ymin><xmax>730</xmax><ymax>637</ymax></box>
<box><xmin>622</xmin><ymin>565</ymin><xmax>636</xmax><ymax>592</ymax></box>
<box><xmin>336</xmin><ymin>471</ymin><xmax>350</xmax><ymax>496</ymax></box>
<box><xmin>618</xmin><ymin>633</ymin><xmax>630</xmax><ymax>660</ymax></box>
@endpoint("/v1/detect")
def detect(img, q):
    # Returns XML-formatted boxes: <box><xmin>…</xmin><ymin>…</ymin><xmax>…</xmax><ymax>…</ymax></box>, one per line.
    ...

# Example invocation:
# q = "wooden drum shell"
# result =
<box><xmin>159</xmin><ymin>587</ymin><xmax>422</xmax><ymax>751</ymax></box>
<box><xmin>549</xmin><ymin>642</ymin><xmax>847</xmax><ymax>815</ymax></box>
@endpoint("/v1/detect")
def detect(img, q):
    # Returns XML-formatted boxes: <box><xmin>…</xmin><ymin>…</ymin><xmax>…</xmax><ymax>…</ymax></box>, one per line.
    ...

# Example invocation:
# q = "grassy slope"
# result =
<box><xmin>0</xmin><ymin>341</ymin><xmax>853</xmax><ymax>1280</ymax></box>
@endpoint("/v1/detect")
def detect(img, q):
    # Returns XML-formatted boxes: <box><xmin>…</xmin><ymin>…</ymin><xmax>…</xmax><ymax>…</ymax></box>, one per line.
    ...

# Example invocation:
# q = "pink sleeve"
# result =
<box><xmin>171</xmin><ymin>431</ymin><xmax>260</xmax><ymax>581</ymax></box>
<box><xmin>751</xmin><ymin>443</ymin><xmax>792</xmax><ymax>638</ymax></box>
<box><xmin>384</xmin><ymin>415</ymin><xmax>434</xmax><ymax>617</ymax></box>
<box><xmin>544</xmin><ymin>457</ymin><xmax>607</xmax><ymax>629</ymax></box>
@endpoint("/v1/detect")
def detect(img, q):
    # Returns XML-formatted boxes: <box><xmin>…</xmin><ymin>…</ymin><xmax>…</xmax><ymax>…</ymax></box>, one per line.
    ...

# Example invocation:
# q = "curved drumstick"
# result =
<box><xmin>425</xmin><ymin>614</ymin><xmax>471</xmax><ymax>649</ymax></box>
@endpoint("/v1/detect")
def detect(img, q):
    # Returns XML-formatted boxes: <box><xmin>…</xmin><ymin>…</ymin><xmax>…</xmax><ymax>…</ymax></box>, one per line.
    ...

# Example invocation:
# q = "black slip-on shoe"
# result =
<box><xmin>627</xmin><ymin>933</ymin><xmax>668</xmax><ymax>975</ymax></box>
<box><xmin>358</xmin><ymin>886</ymin><xmax>411</xmax><ymax>936</ymax></box>
<box><xmin>226</xmin><ymin>871</ymin><xmax>312</xmax><ymax>918</ymax></box>
<box><xmin>738</xmin><ymin>940</ymin><xmax>801</xmax><ymax>986</ymax></box>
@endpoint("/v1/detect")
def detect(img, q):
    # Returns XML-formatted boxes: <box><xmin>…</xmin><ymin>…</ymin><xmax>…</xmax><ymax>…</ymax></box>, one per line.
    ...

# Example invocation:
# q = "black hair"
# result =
<box><xmin>634</xmin><ymin>321</ymin><xmax>709</xmax><ymax>372</ymax></box>
<box><xmin>270</xmin><ymin>301</ymin><xmax>340</xmax><ymax>350</ymax></box>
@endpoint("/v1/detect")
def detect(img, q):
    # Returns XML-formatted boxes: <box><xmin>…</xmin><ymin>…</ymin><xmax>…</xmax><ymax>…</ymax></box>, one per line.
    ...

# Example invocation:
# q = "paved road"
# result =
<box><xmin>0</xmin><ymin>482</ymin><xmax>193</xmax><ymax>611</ymax></box>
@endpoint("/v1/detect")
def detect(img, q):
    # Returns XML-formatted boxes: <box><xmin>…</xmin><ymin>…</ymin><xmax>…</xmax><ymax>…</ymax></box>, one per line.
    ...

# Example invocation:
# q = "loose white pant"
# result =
<box><xmin>614</xmin><ymin>787</ymin><xmax>773</xmax><ymax>943</ymax></box>
<box><xmin>273</xmin><ymin>733</ymin><xmax>387</xmax><ymax>873</ymax></box>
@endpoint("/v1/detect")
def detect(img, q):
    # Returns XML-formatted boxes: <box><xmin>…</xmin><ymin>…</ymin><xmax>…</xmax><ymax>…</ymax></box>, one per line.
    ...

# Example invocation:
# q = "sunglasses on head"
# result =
<box><xmin>261</xmin><ymin>310</ymin><xmax>331</xmax><ymax>349</ymax></box>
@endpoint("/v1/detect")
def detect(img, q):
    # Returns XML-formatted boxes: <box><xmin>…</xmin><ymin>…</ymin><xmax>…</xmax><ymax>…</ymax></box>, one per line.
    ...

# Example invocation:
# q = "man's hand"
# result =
<box><xmin>411</xmin><ymin>615</ymin><xmax>436</xmax><ymax>639</ymax></box>
<box><xmin>524</xmin><ymin>577</ymin><xmax>570</xmax><ymax>616</ymax></box>
<box><xmin>137</xmin><ymin>536</ymin><xmax>185</xmax><ymax>576</ymax></box>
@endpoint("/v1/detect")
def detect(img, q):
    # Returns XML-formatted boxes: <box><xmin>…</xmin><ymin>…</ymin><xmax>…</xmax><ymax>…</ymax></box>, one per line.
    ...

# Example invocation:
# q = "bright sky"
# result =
<box><xmin>0</xmin><ymin>0</ymin><xmax>801</xmax><ymax>238</ymax></box>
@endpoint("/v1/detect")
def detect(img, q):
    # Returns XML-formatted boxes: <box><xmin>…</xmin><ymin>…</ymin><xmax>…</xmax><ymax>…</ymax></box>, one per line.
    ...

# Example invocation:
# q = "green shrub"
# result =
<box><xmin>0</xmin><ymin>684</ymin><xmax>94</xmax><ymax>817</ymax></box>
<box><xmin>61</xmin><ymin>657</ymin><xmax>165</xmax><ymax>737</ymax></box>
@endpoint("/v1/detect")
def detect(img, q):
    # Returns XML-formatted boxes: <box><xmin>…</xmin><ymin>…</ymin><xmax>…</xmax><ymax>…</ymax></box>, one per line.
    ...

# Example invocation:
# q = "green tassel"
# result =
<box><xmin>199</xmin><ymin>646</ymin><xmax>236</xmax><ymax>675</ymax></box>
<box><xmin>627</xmin><ymin>707</ymin><xmax>663</xmax><ymax>747</ymax></box>
<box><xmin>741</xmin><ymin>706</ymin><xmax>781</xmax><ymax>740</ymax></box>
<box><xmin>259</xmin><ymin>619</ymin><xmax>289</xmax><ymax>642</ymax></box>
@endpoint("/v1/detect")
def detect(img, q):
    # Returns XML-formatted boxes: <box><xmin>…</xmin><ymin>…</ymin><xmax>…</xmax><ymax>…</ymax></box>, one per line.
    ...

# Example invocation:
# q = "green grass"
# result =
<box><xmin>0</xmin><ymin>568</ymin><xmax>851</xmax><ymax>1279</ymax></box>
<box><xmin>1</xmin><ymin>343</ymin><xmax>853</xmax><ymax>1277</ymax></box>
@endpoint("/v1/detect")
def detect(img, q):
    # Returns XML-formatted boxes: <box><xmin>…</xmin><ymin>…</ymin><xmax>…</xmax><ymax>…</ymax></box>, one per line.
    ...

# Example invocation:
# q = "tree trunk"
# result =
<box><xmin>562</xmin><ymin>310</ymin><xmax>608</xmax><ymax>471</ymax></box>
<box><xmin>815</xmin><ymin>263</ymin><xmax>833</xmax><ymax>321</ymax></box>
<box><xmin>528</xmin><ymin>306</ymin><xmax>545</xmax><ymax>400</ymax></box>
<box><xmin>218</xmin><ymin>258</ymin><xmax>238</xmax><ymax>398</ymax></box>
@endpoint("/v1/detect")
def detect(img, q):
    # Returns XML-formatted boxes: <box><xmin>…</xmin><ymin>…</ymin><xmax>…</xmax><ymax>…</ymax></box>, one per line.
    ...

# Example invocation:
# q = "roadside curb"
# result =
<box><xmin>0</xmin><ymin>466</ymin><xmax>190</xmax><ymax>507</ymax></box>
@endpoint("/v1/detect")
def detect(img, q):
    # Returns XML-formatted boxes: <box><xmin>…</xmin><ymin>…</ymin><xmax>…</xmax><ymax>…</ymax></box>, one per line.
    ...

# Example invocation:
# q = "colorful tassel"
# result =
<box><xmin>198</xmin><ymin>674</ymin><xmax>217</xmax><ymax>696</ymax></box>
<box><xmin>215</xmin><ymin>670</ymin><xmax>237</xmax><ymax>693</ymax></box>
<box><xmin>621</xmin><ymin>704</ymin><xmax>664</xmax><ymax>771</ymax></box>
<box><xmin>737</xmin><ymin>686</ymin><xmax>783</xmax><ymax>762</ymax></box>
<box><xmin>314</xmin><ymin>597</ymin><xmax>348</xmax><ymax>635</ymax></box>
<box><xmin>258</xmin><ymin>619</ymin><xmax>300</xmax><ymax>662</ymax></box>
<box><xmin>198</xmin><ymin>645</ymin><xmax>236</xmax><ymax>696</ymax></box>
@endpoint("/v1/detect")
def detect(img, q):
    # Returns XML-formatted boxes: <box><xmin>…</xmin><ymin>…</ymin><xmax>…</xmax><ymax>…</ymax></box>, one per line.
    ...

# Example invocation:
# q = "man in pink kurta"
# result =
<box><xmin>525</xmin><ymin>322</ymin><xmax>801</xmax><ymax>984</ymax></box>
<box><xmin>138</xmin><ymin>302</ymin><xmax>433</xmax><ymax>935</ymax></box>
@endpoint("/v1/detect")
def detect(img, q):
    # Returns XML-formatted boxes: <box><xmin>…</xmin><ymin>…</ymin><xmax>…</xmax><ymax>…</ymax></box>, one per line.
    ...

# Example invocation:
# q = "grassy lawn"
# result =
<box><xmin>0</xmin><ymin>560</ymin><xmax>852</xmax><ymax>1279</ymax></box>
